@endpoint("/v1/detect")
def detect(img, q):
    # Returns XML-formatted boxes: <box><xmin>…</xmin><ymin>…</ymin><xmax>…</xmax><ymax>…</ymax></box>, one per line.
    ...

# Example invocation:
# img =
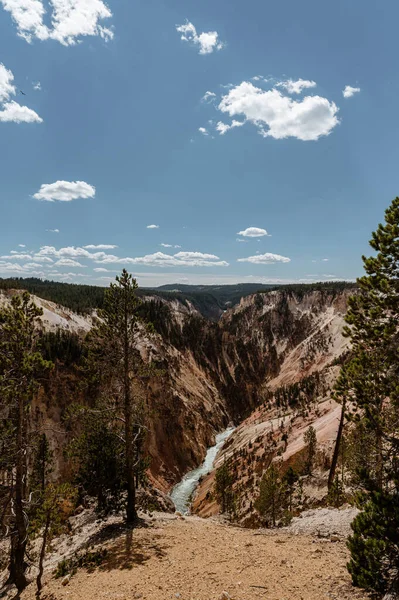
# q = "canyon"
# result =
<box><xmin>1</xmin><ymin>282</ymin><xmax>354</xmax><ymax>517</ymax></box>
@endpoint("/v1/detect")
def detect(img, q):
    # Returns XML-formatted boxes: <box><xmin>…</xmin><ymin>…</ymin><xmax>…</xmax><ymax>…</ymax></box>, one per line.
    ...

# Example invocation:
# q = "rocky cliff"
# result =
<box><xmin>0</xmin><ymin>284</ymin><xmax>354</xmax><ymax>503</ymax></box>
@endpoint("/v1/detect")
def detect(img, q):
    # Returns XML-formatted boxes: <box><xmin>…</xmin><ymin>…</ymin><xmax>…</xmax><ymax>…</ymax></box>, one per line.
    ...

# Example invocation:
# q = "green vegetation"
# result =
<box><xmin>0</xmin><ymin>293</ymin><xmax>53</xmax><ymax>593</ymax></box>
<box><xmin>255</xmin><ymin>463</ymin><xmax>285</xmax><ymax>527</ymax></box>
<box><xmin>214</xmin><ymin>459</ymin><xmax>236</xmax><ymax>517</ymax></box>
<box><xmin>70</xmin><ymin>270</ymin><xmax>151</xmax><ymax>524</ymax></box>
<box><xmin>303</xmin><ymin>426</ymin><xmax>317</xmax><ymax>475</ymax></box>
<box><xmin>325</xmin><ymin>197</ymin><xmax>399</xmax><ymax>595</ymax></box>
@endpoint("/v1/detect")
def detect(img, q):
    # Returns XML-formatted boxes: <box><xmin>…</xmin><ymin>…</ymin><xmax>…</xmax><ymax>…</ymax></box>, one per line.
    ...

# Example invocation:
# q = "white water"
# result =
<box><xmin>170</xmin><ymin>427</ymin><xmax>235</xmax><ymax>514</ymax></box>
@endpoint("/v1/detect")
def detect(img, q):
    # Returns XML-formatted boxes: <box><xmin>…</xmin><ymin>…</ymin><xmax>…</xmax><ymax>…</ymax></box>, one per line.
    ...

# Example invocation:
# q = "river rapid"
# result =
<box><xmin>170</xmin><ymin>427</ymin><xmax>235</xmax><ymax>514</ymax></box>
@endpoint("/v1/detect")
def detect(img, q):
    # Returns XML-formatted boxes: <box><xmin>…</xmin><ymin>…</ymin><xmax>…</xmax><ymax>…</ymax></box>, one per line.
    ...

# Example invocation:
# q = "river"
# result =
<box><xmin>170</xmin><ymin>427</ymin><xmax>235</xmax><ymax>514</ymax></box>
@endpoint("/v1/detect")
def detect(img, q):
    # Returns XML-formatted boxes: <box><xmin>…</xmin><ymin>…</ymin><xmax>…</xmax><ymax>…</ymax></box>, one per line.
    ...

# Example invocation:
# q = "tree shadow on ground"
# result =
<box><xmin>99</xmin><ymin>529</ymin><xmax>168</xmax><ymax>571</ymax></box>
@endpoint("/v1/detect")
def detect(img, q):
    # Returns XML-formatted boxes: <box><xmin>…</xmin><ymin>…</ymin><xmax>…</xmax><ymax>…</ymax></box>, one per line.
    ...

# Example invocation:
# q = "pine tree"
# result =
<box><xmin>303</xmin><ymin>426</ymin><xmax>317</xmax><ymax>475</ymax></box>
<box><xmin>283</xmin><ymin>466</ymin><xmax>298</xmax><ymax>513</ymax></box>
<box><xmin>255</xmin><ymin>463</ymin><xmax>285</xmax><ymax>527</ymax></box>
<box><xmin>30</xmin><ymin>483</ymin><xmax>77</xmax><ymax>596</ymax></box>
<box><xmin>0</xmin><ymin>292</ymin><xmax>52</xmax><ymax>592</ymax></box>
<box><xmin>74</xmin><ymin>270</ymin><xmax>151</xmax><ymax>524</ymax></box>
<box><xmin>214</xmin><ymin>459</ymin><xmax>235</xmax><ymax>516</ymax></box>
<box><xmin>333</xmin><ymin>198</ymin><xmax>399</xmax><ymax>593</ymax></box>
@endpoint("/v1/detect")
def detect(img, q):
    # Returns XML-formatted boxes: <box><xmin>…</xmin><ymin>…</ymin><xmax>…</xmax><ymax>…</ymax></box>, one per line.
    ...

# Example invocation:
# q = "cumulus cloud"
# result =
<box><xmin>277</xmin><ymin>78</ymin><xmax>317</xmax><ymax>94</ymax></box>
<box><xmin>35</xmin><ymin>245</ymin><xmax>113</xmax><ymax>261</ymax></box>
<box><xmin>83</xmin><ymin>244</ymin><xmax>117</xmax><ymax>250</ymax></box>
<box><xmin>176</xmin><ymin>20</ymin><xmax>224</xmax><ymax>55</ymax></box>
<box><xmin>1</xmin><ymin>0</ymin><xmax>114</xmax><ymax>45</ymax></box>
<box><xmin>18</xmin><ymin>244</ymin><xmax>26</xmax><ymax>247</ymax></box>
<box><xmin>33</xmin><ymin>81</ymin><xmax>41</xmax><ymax>91</ymax></box>
<box><xmin>0</xmin><ymin>63</ymin><xmax>15</xmax><ymax>102</ymax></box>
<box><xmin>237</xmin><ymin>227</ymin><xmax>270</xmax><ymax>238</ymax></box>
<box><xmin>6</xmin><ymin>244</ymin><xmax>229</xmax><ymax>272</ymax></box>
<box><xmin>54</xmin><ymin>258</ymin><xmax>86</xmax><ymax>267</ymax></box>
<box><xmin>198</xmin><ymin>127</ymin><xmax>209</xmax><ymax>136</ymax></box>
<box><xmin>46</xmin><ymin>228</ymin><xmax>60</xmax><ymax>233</ymax></box>
<box><xmin>146</xmin><ymin>224</ymin><xmax>159</xmax><ymax>229</ymax></box>
<box><xmin>33</xmin><ymin>180</ymin><xmax>95</xmax><ymax>202</ymax></box>
<box><xmin>0</xmin><ymin>260</ymin><xmax>44</xmax><ymax>276</ymax></box>
<box><xmin>237</xmin><ymin>252</ymin><xmax>291</xmax><ymax>264</ymax></box>
<box><xmin>216</xmin><ymin>120</ymin><xmax>244</xmax><ymax>135</ymax></box>
<box><xmin>93</xmin><ymin>267</ymin><xmax>109</xmax><ymax>272</ymax></box>
<box><xmin>217</xmin><ymin>81</ymin><xmax>339</xmax><ymax>141</ymax></box>
<box><xmin>0</xmin><ymin>64</ymin><xmax>42</xmax><ymax>123</ymax></box>
<box><xmin>343</xmin><ymin>85</ymin><xmax>361</xmax><ymax>98</ymax></box>
<box><xmin>114</xmin><ymin>251</ymin><xmax>229</xmax><ymax>268</ymax></box>
<box><xmin>0</xmin><ymin>100</ymin><xmax>42</xmax><ymax>123</ymax></box>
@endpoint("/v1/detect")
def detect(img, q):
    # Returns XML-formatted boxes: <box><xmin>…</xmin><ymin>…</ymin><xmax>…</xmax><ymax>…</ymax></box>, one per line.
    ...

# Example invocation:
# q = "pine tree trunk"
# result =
<box><xmin>328</xmin><ymin>399</ymin><xmax>346</xmax><ymax>490</ymax></box>
<box><xmin>124</xmin><ymin>292</ymin><xmax>136</xmax><ymax>525</ymax></box>
<box><xmin>383</xmin><ymin>579</ymin><xmax>399</xmax><ymax>600</ymax></box>
<box><xmin>9</xmin><ymin>392</ymin><xmax>28</xmax><ymax>592</ymax></box>
<box><xmin>36</xmin><ymin>514</ymin><xmax>50</xmax><ymax>596</ymax></box>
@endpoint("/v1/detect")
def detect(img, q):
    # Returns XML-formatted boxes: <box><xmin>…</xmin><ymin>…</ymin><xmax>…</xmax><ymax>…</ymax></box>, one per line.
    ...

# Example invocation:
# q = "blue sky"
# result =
<box><xmin>0</xmin><ymin>0</ymin><xmax>397</xmax><ymax>287</ymax></box>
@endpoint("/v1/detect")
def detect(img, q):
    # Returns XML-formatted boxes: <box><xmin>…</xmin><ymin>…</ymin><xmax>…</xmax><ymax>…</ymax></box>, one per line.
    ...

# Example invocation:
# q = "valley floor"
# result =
<box><xmin>23</xmin><ymin>512</ymin><xmax>370</xmax><ymax>600</ymax></box>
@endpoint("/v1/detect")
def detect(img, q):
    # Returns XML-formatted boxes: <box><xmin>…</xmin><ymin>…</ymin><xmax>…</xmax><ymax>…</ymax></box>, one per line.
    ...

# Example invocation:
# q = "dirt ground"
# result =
<box><xmin>21</xmin><ymin>512</ymin><xmax>370</xmax><ymax>600</ymax></box>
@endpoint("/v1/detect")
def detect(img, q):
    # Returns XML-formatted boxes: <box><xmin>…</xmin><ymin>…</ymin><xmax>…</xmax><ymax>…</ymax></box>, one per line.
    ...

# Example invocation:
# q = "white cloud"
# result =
<box><xmin>176</xmin><ymin>20</ymin><xmax>224</xmax><ymax>55</ymax></box>
<box><xmin>1</xmin><ymin>253</ymin><xmax>32</xmax><ymax>260</ymax></box>
<box><xmin>54</xmin><ymin>258</ymin><xmax>86</xmax><ymax>267</ymax></box>
<box><xmin>237</xmin><ymin>227</ymin><xmax>270</xmax><ymax>238</ymax></box>
<box><xmin>161</xmin><ymin>243</ymin><xmax>172</xmax><ymax>248</ymax></box>
<box><xmin>146</xmin><ymin>224</ymin><xmax>159</xmax><ymax>229</ymax></box>
<box><xmin>0</xmin><ymin>100</ymin><xmax>43</xmax><ymax>123</ymax></box>
<box><xmin>216</xmin><ymin>120</ymin><xmax>244</xmax><ymax>135</ymax></box>
<box><xmin>46</xmin><ymin>228</ymin><xmax>60</xmax><ymax>233</ymax></box>
<box><xmin>1</xmin><ymin>0</ymin><xmax>114</xmax><ymax>45</ymax></box>
<box><xmin>343</xmin><ymin>85</ymin><xmax>361</xmax><ymax>98</ymax></box>
<box><xmin>93</xmin><ymin>267</ymin><xmax>109</xmax><ymax>272</ymax></box>
<box><xmin>33</xmin><ymin>180</ymin><xmax>95</xmax><ymax>202</ymax></box>
<box><xmin>322</xmin><ymin>258</ymin><xmax>329</xmax><ymax>262</ymax></box>
<box><xmin>33</xmin><ymin>81</ymin><xmax>41</xmax><ymax>91</ymax></box>
<box><xmin>198</xmin><ymin>127</ymin><xmax>209</xmax><ymax>136</ymax></box>
<box><xmin>9</xmin><ymin>244</ymin><xmax>228</xmax><ymax>271</ymax></box>
<box><xmin>98</xmin><ymin>250</ymin><xmax>229</xmax><ymax>268</ymax></box>
<box><xmin>236</xmin><ymin>238</ymin><xmax>248</xmax><ymax>243</ymax></box>
<box><xmin>0</xmin><ymin>260</ymin><xmax>44</xmax><ymax>276</ymax></box>
<box><xmin>35</xmin><ymin>245</ymin><xmax>112</xmax><ymax>261</ymax></box>
<box><xmin>217</xmin><ymin>81</ymin><xmax>339</xmax><ymax>141</ymax></box>
<box><xmin>0</xmin><ymin>63</ymin><xmax>43</xmax><ymax>123</ymax></box>
<box><xmin>0</xmin><ymin>100</ymin><xmax>42</xmax><ymax>123</ymax></box>
<box><xmin>83</xmin><ymin>244</ymin><xmax>117</xmax><ymax>250</ymax></box>
<box><xmin>237</xmin><ymin>252</ymin><xmax>291</xmax><ymax>264</ymax></box>
<box><xmin>202</xmin><ymin>91</ymin><xmax>216</xmax><ymax>102</ymax></box>
<box><xmin>277</xmin><ymin>78</ymin><xmax>317</xmax><ymax>94</ymax></box>
<box><xmin>22</xmin><ymin>261</ymin><xmax>44</xmax><ymax>269</ymax></box>
<box><xmin>0</xmin><ymin>63</ymin><xmax>15</xmax><ymax>102</ymax></box>
<box><xmin>18</xmin><ymin>244</ymin><xmax>26</xmax><ymax>247</ymax></box>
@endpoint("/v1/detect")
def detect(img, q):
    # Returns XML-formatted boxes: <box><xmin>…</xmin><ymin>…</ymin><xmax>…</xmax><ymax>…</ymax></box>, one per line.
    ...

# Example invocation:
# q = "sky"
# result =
<box><xmin>0</xmin><ymin>0</ymin><xmax>398</xmax><ymax>288</ymax></box>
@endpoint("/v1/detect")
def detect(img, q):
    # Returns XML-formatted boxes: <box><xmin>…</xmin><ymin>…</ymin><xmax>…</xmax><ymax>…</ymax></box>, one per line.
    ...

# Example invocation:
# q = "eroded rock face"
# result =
<box><xmin>192</xmin><ymin>289</ymin><xmax>353</xmax><ymax>522</ymax></box>
<box><xmin>0</xmin><ymin>287</ymin><xmax>353</xmax><ymax>502</ymax></box>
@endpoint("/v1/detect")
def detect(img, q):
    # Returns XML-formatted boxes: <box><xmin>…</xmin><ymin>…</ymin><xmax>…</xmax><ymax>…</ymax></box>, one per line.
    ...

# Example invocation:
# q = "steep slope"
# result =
<box><xmin>193</xmin><ymin>288</ymin><xmax>353</xmax><ymax>522</ymax></box>
<box><xmin>0</xmin><ymin>289</ymin><xmax>228</xmax><ymax>493</ymax></box>
<box><xmin>0</xmin><ymin>285</ymin><xmax>354</xmax><ymax>506</ymax></box>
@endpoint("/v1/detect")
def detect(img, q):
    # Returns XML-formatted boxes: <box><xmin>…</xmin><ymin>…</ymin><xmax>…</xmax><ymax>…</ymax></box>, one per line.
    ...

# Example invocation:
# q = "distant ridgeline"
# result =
<box><xmin>0</xmin><ymin>277</ymin><xmax>356</xmax><ymax>320</ymax></box>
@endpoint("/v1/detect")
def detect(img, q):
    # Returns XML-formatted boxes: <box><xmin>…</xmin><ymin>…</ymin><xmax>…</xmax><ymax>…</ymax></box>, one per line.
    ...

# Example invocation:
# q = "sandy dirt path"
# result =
<box><xmin>23</xmin><ymin>514</ymin><xmax>370</xmax><ymax>600</ymax></box>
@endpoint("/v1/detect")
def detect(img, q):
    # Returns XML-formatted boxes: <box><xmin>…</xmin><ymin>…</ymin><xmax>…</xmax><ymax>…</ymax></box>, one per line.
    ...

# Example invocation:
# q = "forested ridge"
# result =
<box><xmin>0</xmin><ymin>276</ymin><xmax>356</xmax><ymax>319</ymax></box>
